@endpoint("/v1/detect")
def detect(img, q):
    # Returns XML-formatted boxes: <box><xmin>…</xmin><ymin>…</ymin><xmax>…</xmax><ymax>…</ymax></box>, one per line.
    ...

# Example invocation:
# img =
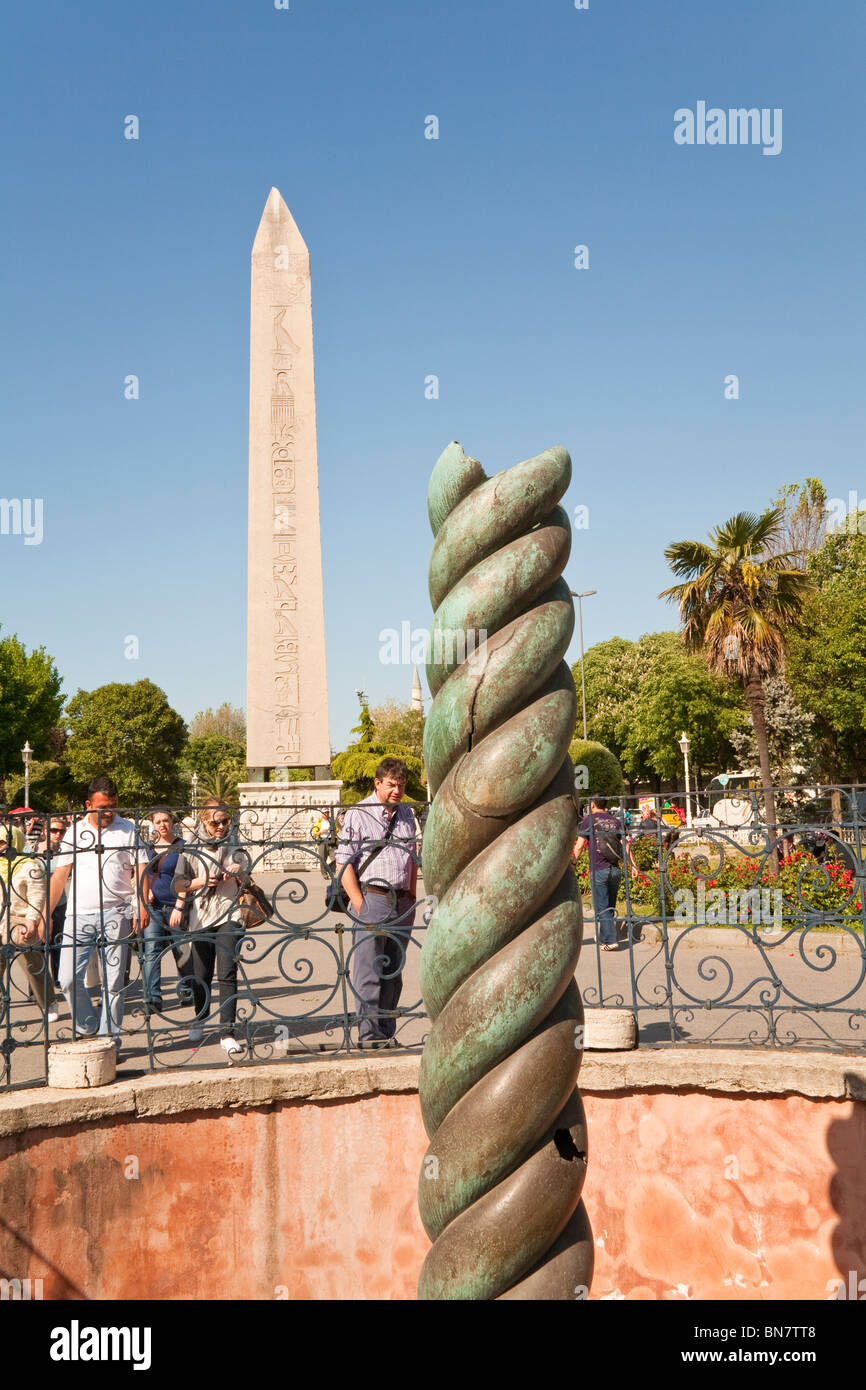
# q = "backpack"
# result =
<box><xmin>595</xmin><ymin>827</ymin><xmax>623</xmax><ymax>867</ymax></box>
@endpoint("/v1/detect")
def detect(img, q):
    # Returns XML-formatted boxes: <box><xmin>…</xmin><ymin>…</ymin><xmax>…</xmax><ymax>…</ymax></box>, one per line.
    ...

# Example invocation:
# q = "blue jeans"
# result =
<box><xmin>58</xmin><ymin>910</ymin><xmax>133</xmax><ymax>1040</ymax></box>
<box><xmin>142</xmin><ymin>902</ymin><xmax>180</xmax><ymax>1006</ymax></box>
<box><xmin>590</xmin><ymin>866</ymin><xmax>621</xmax><ymax>945</ymax></box>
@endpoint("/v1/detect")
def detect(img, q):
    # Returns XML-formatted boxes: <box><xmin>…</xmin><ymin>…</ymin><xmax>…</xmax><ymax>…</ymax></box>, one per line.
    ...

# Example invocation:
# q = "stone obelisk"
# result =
<box><xmin>240</xmin><ymin>189</ymin><xmax>340</xmax><ymax>860</ymax></box>
<box><xmin>246</xmin><ymin>187</ymin><xmax>331</xmax><ymax>774</ymax></box>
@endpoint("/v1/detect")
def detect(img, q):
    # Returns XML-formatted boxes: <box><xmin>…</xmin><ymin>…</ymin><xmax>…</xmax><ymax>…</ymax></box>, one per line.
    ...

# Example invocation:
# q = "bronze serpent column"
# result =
<box><xmin>416</xmin><ymin>441</ymin><xmax>594</xmax><ymax>1301</ymax></box>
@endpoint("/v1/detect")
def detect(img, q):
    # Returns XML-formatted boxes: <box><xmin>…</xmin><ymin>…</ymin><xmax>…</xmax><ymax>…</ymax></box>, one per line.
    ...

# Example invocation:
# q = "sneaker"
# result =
<box><xmin>46</xmin><ymin>1005</ymin><xmax>60</xmax><ymax>1023</ymax></box>
<box><xmin>220</xmin><ymin>1036</ymin><xmax>244</xmax><ymax>1062</ymax></box>
<box><xmin>189</xmin><ymin>1025</ymin><xmax>205</xmax><ymax>1045</ymax></box>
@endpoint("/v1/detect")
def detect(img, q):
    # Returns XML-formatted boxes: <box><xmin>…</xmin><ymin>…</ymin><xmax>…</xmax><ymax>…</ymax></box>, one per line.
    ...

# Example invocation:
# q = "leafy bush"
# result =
<box><xmin>569</xmin><ymin>739</ymin><xmax>625</xmax><ymax>797</ymax></box>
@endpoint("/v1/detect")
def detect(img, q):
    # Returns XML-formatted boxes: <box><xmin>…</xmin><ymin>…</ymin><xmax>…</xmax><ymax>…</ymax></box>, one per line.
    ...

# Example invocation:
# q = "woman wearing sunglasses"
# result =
<box><xmin>170</xmin><ymin>797</ymin><xmax>250</xmax><ymax>1061</ymax></box>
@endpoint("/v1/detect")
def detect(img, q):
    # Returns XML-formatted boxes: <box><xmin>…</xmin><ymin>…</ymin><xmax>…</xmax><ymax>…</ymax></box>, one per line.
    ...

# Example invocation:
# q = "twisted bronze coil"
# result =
<box><xmin>417</xmin><ymin>441</ymin><xmax>594</xmax><ymax>1300</ymax></box>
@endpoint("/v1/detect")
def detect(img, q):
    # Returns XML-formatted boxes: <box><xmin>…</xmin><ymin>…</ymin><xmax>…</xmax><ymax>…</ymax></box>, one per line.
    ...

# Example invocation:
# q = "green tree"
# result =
<box><xmin>3</xmin><ymin>759</ymin><xmax>77</xmax><ymax>812</ymax></box>
<box><xmin>188</xmin><ymin>703</ymin><xmax>246</xmax><ymax>742</ymax></box>
<box><xmin>569</xmin><ymin>739</ymin><xmax>625</xmax><ymax>798</ymax></box>
<box><xmin>182</xmin><ymin>735</ymin><xmax>244</xmax><ymax>779</ymax></box>
<box><xmin>332</xmin><ymin>697</ymin><xmax>426</xmax><ymax>804</ymax></box>
<box><xmin>370</xmin><ymin>701</ymin><xmax>425</xmax><ymax>761</ymax></box>
<box><xmin>619</xmin><ymin>633</ymin><xmax>746</xmax><ymax>785</ymax></box>
<box><xmin>63</xmin><ymin>680</ymin><xmax>187</xmax><ymax>806</ymax></box>
<box><xmin>787</xmin><ymin>527</ymin><xmax>866</xmax><ymax>781</ymax></box>
<box><xmin>661</xmin><ymin>509</ymin><xmax>813</xmax><ymax>831</ymax></box>
<box><xmin>0</xmin><ymin>632</ymin><xmax>64</xmax><ymax>793</ymax></box>
<box><xmin>767</xmin><ymin>479</ymin><xmax>828</xmax><ymax>566</ymax></box>
<box><xmin>180</xmin><ymin>734</ymin><xmax>247</xmax><ymax>801</ymax></box>
<box><xmin>572</xmin><ymin>632</ymin><xmax>745</xmax><ymax>788</ymax></box>
<box><xmin>728</xmin><ymin>675</ymin><xmax>817</xmax><ymax>784</ymax></box>
<box><xmin>571</xmin><ymin>637</ymin><xmax>634</xmax><ymax>767</ymax></box>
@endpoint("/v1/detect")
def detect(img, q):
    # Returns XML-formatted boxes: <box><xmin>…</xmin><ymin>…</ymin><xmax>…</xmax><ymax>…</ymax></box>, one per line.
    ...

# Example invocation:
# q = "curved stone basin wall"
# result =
<box><xmin>1</xmin><ymin>1052</ymin><xmax>864</xmax><ymax>1301</ymax></box>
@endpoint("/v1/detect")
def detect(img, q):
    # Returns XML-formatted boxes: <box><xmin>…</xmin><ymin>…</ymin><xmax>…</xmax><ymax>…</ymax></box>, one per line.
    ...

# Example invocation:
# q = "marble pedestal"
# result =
<box><xmin>237</xmin><ymin>780</ymin><xmax>343</xmax><ymax>872</ymax></box>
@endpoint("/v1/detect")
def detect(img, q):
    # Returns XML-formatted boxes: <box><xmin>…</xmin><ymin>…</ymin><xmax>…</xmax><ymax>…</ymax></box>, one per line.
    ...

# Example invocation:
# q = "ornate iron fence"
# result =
<box><xmin>578</xmin><ymin>783</ymin><xmax>866</xmax><ymax>1051</ymax></box>
<box><xmin>0</xmin><ymin>802</ymin><xmax>431</xmax><ymax>1092</ymax></box>
<box><xmin>1</xmin><ymin>786</ymin><xmax>865</xmax><ymax>1092</ymax></box>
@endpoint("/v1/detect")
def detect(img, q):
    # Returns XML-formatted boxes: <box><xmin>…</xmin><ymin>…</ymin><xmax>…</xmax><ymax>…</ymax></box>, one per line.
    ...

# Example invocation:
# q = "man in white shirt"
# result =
<box><xmin>46</xmin><ymin>776</ymin><xmax>149</xmax><ymax>1049</ymax></box>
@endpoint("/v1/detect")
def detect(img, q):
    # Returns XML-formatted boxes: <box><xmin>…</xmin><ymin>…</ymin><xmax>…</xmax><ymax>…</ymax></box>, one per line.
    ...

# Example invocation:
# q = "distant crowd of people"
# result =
<box><xmin>0</xmin><ymin>778</ymin><xmax>254</xmax><ymax>1063</ymax></box>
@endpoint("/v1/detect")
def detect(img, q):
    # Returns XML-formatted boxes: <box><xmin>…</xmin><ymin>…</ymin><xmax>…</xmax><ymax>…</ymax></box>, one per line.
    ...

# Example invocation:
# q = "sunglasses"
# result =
<box><xmin>211</xmin><ymin>818</ymin><xmax>230</xmax><ymax>828</ymax></box>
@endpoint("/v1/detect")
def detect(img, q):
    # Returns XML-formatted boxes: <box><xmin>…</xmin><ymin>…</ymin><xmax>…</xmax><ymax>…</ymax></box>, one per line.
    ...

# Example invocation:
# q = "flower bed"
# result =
<box><xmin>574</xmin><ymin>842</ymin><xmax>864</xmax><ymax>925</ymax></box>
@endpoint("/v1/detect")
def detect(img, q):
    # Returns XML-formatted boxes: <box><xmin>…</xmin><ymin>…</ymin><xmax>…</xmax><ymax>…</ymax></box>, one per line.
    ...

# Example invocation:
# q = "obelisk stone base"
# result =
<box><xmin>237</xmin><ymin>780</ymin><xmax>343</xmax><ymax>871</ymax></box>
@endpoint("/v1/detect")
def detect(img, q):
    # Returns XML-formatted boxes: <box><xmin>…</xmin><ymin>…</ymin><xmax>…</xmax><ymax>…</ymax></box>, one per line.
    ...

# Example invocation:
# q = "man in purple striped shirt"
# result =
<box><xmin>336</xmin><ymin>757</ymin><xmax>419</xmax><ymax>1048</ymax></box>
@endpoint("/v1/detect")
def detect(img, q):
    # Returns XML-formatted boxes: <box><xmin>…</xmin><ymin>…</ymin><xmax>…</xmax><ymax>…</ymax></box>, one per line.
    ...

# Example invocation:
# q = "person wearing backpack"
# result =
<box><xmin>335</xmin><ymin>759</ymin><xmax>418</xmax><ymax>1047</ymax></box>
<box><xmin>573</xmin><ymin>795</ymin><xmax>624</xmax><ymax>951</ymax></box>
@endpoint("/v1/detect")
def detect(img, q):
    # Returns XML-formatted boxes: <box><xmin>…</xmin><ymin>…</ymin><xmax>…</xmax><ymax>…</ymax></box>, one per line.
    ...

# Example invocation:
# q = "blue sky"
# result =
<box><xmin>1</xmin><ymin>0</ymin><xmax>863</xmax><ymax>754</ymax></box>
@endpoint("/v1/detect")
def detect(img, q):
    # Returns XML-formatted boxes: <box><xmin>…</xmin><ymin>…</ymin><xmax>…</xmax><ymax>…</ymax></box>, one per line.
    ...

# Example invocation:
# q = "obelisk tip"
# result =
<box><xmin>252</xmin><ymin>187</ymin><xmax>308</xmax><ymax>255</ymax></box>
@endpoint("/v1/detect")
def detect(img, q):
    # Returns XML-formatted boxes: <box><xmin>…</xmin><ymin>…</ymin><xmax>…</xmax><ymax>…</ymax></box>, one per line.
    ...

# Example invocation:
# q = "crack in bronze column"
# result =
<box><xmin>416</xmin><ymin>441</ymin><xmax>594</xmax><ymax>1301</ymax></box>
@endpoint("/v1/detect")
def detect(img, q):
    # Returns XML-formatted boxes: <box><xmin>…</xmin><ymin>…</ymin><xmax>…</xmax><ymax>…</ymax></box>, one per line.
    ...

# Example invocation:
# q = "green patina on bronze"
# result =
<box><xmin>417</xmin><ymin>440</ymin><xmax>594</xmax><ymax>1302</ymax></box>
<box><xmin>422</xmin><ymin>580</ymin><xmax>574</xmax><ymax>790</ymax></box>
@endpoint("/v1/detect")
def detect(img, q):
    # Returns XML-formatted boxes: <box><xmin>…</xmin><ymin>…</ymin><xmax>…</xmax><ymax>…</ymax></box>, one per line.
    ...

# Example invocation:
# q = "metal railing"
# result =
<box><xmin>578</xmin><ymin>784</ymin><xmax>866</xmax><ymax>1051</ymax></box>
<box><xmin>0</xmin><ymin>803</ymin><xmax>430</xmax><ymax>1092</ymax></box>
<box><xmin>1</xmin><ymin>787</ymin><xmax>865</xmax><ymax>1091</ymax></box>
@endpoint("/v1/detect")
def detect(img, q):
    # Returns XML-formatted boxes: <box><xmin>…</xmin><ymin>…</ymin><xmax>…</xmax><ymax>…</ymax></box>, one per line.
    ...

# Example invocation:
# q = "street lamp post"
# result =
<box><xmin>569</xmin><ymin>590</ymin><xmax>597</xmax><ymax>740</ymax></box>
<box><xmin>22</xmin><ymin>741</ymin><xmax>33</xmax><ymax>809</ymax></box>
<box><xmin>191</xmin><ymin>771</ymin><xmax>199</xmax><ymax>814</ymax></box>
<box><xmin>678</xmin><ymin>731</ymin><xmax>693</xmax><ymax>829</ymax></box>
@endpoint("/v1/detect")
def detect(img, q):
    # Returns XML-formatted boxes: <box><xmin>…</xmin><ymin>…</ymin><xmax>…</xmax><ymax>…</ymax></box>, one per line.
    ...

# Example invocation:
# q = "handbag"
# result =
<box><xmin>237</xmin><ymin>877</ymin><xmax>275</xmax><ymax>930</ymax></box>
<box><xmin>326</xmin><ymin>807</ymin><xmax>399</xmax><ymax>914</ymax></box>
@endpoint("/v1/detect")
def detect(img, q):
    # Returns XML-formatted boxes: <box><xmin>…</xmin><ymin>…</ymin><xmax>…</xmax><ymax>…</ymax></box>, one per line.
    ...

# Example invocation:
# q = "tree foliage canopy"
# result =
<box><xmin>0</xmin><ymin>631</ymin><xmax>64</xmax><ymax>785</ymax></box>
<box><xmin>569</xmin><ymin>739</ymin><xmax>625</xmax><ymax>797</ymax></box>
<box><xmin>63</xmin><ymin>680</ymin><xmax>187</xmax><ymax>806</ymax></box>
<box><xmin>332</xmin><ymin>700</ymin><xmax>426</xmax><ymax>804</ymax></box>
<box><xmin>766</xmin><ymin>479</ymin><xmax>828</xmax><ymax>566</ymax></box>
<box><xmin>728</xmin><ymin>676</ymin><xmax>817</xmax><ymax>784</ymax></box>
<box><xmin>572</xmin><ymin>632</ymin><xmax>746</xmax><ymax>783</ymax></box>
<box><xmin>188</xmin><ymin>703</ymin><xmax>246</xmax><ymax>743</ymax></box>
<box><xmin>660</xmin><ymin>509</ymin><xmax>813</xmax><ymax>683</ymax></box>
<box><xmin>3</xmin><ymin>759</ymin><xmax>76</xmax><ymax>813</ymax></box>
<box><xmin>369</xmin><ymin>701</ymin><xmax>425</xmax><ymax>760</ymax></box>
<box><xmin>786</xmin><ymin>529</ymin><xmax>866</xmax><ymax>780</ymax></box>
<box><xmin>180</xmin><ymin>734</ymin><xmax>247</xmax><ymax>800</ymax></box>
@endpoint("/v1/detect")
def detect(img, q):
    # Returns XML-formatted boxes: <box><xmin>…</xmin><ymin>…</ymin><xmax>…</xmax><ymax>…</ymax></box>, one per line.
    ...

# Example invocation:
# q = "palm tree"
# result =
<box><xmin>196</xmin><ymin>766</ymin><xmax>241</xmax><ymax>802</ymax></box>
<box><xmin>660</xmin><ymin>509</ymin><xmax>813</xmax><ymax>836</ymax></box>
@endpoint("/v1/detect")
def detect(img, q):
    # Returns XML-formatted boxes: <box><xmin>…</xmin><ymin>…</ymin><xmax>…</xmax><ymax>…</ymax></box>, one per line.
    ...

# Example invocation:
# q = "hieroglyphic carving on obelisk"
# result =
<box><xmin>246</xmin><ymin>188</ymin><xmax>330</xmax><ymax>770</ymax></box>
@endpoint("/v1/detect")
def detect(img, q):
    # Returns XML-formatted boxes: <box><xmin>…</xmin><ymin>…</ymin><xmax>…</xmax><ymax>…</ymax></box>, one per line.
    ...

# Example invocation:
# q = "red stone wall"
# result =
<box><xmin>1</xmin><ymin>1089</ymin><xmax>862</xmax><ymax>1300</ymax></box>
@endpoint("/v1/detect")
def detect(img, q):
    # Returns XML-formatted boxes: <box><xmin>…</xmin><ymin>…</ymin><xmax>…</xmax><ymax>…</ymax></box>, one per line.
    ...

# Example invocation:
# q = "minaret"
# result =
<box><xmin>412</xmin><ymin>666</ymin><xmax>423</xmax><ymax>713</ymax></box>
<box><xmin>246</xmin><ymin>188</ymin><xmax>330</xmax><ymax>774</ymax></box>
